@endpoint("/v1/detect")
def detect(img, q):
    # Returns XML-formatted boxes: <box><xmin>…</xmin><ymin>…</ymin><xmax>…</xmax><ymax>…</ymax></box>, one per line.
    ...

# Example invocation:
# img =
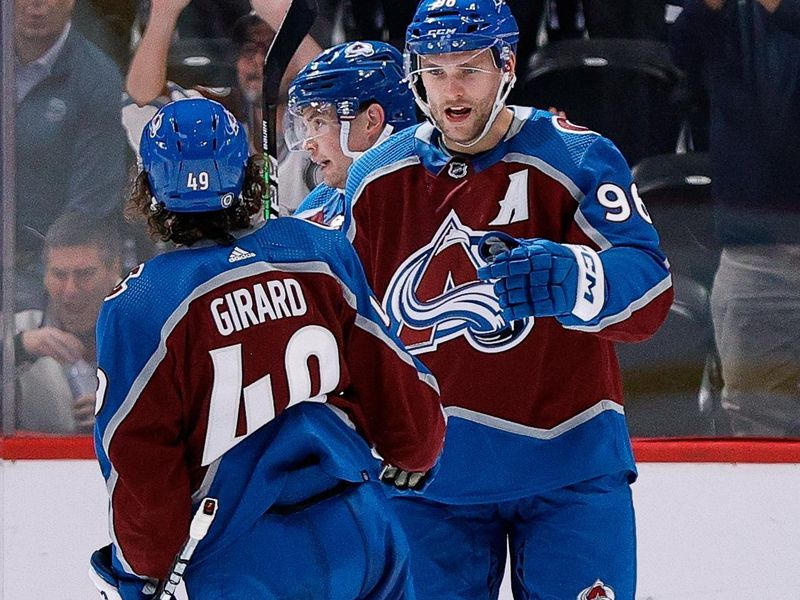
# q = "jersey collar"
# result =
<box><xmin>413</xmin><ymin>106</ymin><xmax>533</xmax><ymax>176</ymax></box>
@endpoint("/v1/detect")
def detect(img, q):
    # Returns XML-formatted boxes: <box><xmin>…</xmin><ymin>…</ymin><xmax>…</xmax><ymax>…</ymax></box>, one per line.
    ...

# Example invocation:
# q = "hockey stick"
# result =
<box><xmin>262</xmin><ymin>0</ymin><xmax>318</xmax><ymax>219</ymax></box>
<box><xmin>154</xmin><ymin>497</ymin><xmax>218</xmax><ymax>600</ymax></box>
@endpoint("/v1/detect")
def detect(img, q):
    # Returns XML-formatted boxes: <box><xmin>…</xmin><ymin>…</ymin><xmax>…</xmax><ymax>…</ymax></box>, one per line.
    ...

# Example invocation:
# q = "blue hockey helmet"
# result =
<box><xmin>404</xmin><ymin>0</ymin><xmax>519</xmax><ymax>148</ymax></box>
<box><xmin>139</xmin><ymin>98</ymin><xmax>249</xmax><ymax>213</ymax></box>
<box><xmin>285</xmin><ymin>41</ymin><xmax>417</xmax><ymax>155</ymax></box>
<box><xmin>405</xmin><ymin>0</ymin><xmax>519</xmax><ymax>59</ymax></box>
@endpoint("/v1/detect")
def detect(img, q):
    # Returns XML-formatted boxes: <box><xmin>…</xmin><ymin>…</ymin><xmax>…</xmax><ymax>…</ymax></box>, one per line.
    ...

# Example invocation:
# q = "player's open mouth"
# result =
<box><xmin>445</xmin><ymin>107</ymin><xmax>472</xmax><ymax>122</ymax></box>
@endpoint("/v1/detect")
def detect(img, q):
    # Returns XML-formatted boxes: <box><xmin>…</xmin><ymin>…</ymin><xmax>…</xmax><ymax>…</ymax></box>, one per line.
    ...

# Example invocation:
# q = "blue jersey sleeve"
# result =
<box><xmin>94</xmin><ymin>263</ymin><xmax>188</xmax><ymax>597</ymax></box>
<box><xmin>294</xmin><ymin>184</ymin><xmax>345</xmax><ymax>228</ymax></box>
<box><xmin>559</xmin><ymin>135</ymin><xmax>673</xmax><ymax>339</ymax></box>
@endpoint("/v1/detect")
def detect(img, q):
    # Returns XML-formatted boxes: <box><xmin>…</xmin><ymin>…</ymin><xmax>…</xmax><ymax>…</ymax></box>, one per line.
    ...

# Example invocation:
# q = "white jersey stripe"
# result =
<box><xmin>445</xmin><ymin>399</ymin><xmax>625</xmax><ymax>439</ymax></box>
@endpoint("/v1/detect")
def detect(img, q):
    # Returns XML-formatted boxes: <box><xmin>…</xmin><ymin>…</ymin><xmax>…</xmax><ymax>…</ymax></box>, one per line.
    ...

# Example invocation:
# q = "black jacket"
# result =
<box><xmin>671</xmin><ymin>0</ymin><xmax>800</xmax><ymax>244</ymax></box>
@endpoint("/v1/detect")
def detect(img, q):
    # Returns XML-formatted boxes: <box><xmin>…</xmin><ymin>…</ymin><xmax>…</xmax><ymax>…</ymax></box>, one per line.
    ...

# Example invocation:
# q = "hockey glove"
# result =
<box><xmin>89</xmin><ymin>545</ymin><xmax>158</xmax><ymax>600</ymax></box>
<box><xmin>477</xmin><ymin>231</ymin><xmax>605</xmax><ymax>323</ymax></box>
<box><xmin>379</xmin><ymin>464</ymin><xmax>430</xmax><ymax>491</ymax></box>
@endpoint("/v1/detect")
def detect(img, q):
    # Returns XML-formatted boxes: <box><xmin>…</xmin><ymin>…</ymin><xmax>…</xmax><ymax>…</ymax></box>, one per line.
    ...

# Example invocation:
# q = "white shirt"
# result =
<box><xmin>15</xmin><ymin>21</ymin><xmax>71</xmax><ymax>104</ymax></box>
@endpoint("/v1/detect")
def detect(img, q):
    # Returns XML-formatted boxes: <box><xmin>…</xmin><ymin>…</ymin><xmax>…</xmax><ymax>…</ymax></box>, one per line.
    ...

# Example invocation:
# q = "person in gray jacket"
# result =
<box><xmin>14</xmin><ymin>0</ymin><xmax>126</xmax><ymax>307</ymax></box>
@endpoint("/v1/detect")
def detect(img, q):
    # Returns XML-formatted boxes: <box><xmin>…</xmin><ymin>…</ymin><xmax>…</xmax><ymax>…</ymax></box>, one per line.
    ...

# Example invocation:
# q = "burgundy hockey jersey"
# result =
<box><xmin>94</xmin><ymin>218</ymin><xmax>445</xmax><ymax>584</ymax></box>
<box><xmin>343</xmin><ymin>107</ymin><xmax>673</xmax><ymax>503</ymax></box>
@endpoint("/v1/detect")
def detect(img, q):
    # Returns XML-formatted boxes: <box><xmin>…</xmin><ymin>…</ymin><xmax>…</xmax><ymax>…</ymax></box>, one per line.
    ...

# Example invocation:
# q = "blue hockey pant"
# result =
<box><xmin>391</xmin><ymin>470</ymin><xmax>635</xmax><ymax>600</ymax></box>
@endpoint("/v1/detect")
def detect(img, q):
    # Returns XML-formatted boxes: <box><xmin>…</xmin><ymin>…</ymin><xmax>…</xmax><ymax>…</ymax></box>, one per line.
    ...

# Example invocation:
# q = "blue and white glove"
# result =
<box><xmin>477</xmin><ymin>231</ymin><xmax>605</xmax><ymax>323</ymax></box>
<box><xmin>89</xmin><ymin>545</ymin><xmax>158</xmax><ymax>600</ymax></box>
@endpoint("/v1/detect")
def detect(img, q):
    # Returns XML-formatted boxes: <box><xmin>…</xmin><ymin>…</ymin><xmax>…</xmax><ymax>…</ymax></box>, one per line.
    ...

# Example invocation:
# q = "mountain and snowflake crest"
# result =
<box><xmin>383</xmin><ymin>210</ymin><xmax>533</xmax><ymax>354</ymax></box>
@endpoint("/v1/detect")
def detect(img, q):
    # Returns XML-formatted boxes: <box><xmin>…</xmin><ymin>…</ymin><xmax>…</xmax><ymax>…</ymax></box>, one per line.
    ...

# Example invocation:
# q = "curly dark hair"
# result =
<box><xmin>126</xmin><ymin>156</ymin><xmax>265</xmax><ymax>246</ymax></box>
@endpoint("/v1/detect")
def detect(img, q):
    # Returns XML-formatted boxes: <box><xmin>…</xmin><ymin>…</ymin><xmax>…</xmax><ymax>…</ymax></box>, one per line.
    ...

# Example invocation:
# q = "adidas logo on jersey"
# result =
<box><xmin>228</xmin><ymin>246</ymin><xmax>256</xmax><ymax>263</ymax></box>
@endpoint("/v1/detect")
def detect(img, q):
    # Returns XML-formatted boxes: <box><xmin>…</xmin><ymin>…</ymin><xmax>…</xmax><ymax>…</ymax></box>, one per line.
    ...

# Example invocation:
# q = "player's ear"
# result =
<box><xmin>503</xmin><ymin>53</ymin><xmax>516</xmax><ymax>80</ymax></box>
<box><xmin>364</xmin><ymin>103</ymin><xmax>386</xmax><ymax>139</ymax></box>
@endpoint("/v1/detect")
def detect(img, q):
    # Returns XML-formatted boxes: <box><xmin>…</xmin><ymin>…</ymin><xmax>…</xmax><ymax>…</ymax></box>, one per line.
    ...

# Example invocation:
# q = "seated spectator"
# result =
<box><xmin>123</xmin><ymin>0</ymin><xmax>322</xmax><ymax>213</ymax></box>
<box><xmin>14</xmin><ymin>214</ymin><xmax>122</xmax><ymax>434</ymax></box>
<box><xmin>14</xmin><ymin>0</ymin><xmax>126</xmax><ymax>307</ymax></box>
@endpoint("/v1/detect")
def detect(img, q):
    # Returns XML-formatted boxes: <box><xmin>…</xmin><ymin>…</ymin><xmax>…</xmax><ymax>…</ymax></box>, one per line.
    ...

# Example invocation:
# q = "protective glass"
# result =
<box><xmin>283</xmin><ymin>101</ymin><xmax>343</xmax><ymax>152</ymax></box>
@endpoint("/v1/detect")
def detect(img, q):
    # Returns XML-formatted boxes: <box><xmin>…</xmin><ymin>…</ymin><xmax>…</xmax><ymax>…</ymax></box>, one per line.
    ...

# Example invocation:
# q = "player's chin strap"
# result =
<box><xmin>338</xmin><ymin>120</ymin><xmax>395</xmax><ymax>160</ymax></box>
<box><xmin>456</xmin><ymin>69</ymin><xmax>516</xmax><ymax>148</ymax></box>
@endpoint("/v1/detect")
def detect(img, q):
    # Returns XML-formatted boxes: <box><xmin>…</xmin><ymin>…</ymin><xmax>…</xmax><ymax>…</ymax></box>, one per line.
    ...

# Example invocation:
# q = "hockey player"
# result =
<box><xmin>341</xmin><ymin>1</ymin><xmax>674</xmax><ymax>598</ymax></box>
<box><xmin>286</xmin><ymin>41</ymin><xmax>417</xmax><ymax>227</ymax></box>
<box><xmin>88</xmin><ymin>98</ymin><xmax>445</xmax><ymax>600</ymax></box>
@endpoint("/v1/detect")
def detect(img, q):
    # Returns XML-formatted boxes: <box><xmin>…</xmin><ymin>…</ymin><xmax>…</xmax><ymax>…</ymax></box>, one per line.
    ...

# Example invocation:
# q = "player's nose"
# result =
<box><xmin>61</xmin><ymin>275</ymin><xmax>81</xmax><ymax>298</ymax></box>
<box><xmin>303</xmin><ymin>137</ymin><xmax>318</xmax><ymax>153</ymax></box>
<box><xmin>444</xmin><ymin>76</ymin><xmax>465</xmax><ymax>98</ymax></box>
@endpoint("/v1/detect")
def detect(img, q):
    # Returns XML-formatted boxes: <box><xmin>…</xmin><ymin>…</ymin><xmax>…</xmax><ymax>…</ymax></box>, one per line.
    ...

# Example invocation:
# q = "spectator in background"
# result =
<box><xmin>14</xmin><ymin>0</ymin><xmax>126</xmax><ymax>308</ymax></box>
<box><xmin>671</xmin><ymin>0</ymin><xmax>800</xmax><ymax>436</ymax></box>
<box><xmin>124</xmin><ymin>0</ymin><xmax>322</xmax><ymax>213</ymax></box>
<box><xmin>14</xmin><ymin>214</ymin><xmax>122</xmax><ymax>434</ymax></box>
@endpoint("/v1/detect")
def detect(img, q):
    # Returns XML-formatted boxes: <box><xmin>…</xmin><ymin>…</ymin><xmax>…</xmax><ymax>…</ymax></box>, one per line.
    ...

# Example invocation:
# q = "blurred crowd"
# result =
<box><xmin>5</xmin><ymin>0</ymin><xmax>800</xmax><ymax>436</ymax></box>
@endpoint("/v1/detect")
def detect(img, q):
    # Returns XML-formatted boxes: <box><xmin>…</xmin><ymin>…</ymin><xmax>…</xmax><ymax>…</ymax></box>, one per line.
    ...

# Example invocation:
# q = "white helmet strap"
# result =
<box><xmin>455</xmin><ymin>70</ymin><xmax>515</xmax><ymax>148</ymax></box>
<box><xmin>339</xmin><ymin>119</ymin><xmax>395</xmax><ymax>160</ymax></box>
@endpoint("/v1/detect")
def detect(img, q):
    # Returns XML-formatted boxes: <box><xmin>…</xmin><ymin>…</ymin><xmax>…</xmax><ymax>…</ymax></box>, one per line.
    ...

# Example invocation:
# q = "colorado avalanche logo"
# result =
<box><xmin>552</xmin><ymin>115</ymin><xmax>595</xmax><ymax>135</ymax></box>
<box><xmin>223</xmin><ymin>108</ymin><xmax>240</xmax><ymax>136</ymax></box>
<box><xmin>384</xmin><ymin>210</ymin><xmax>533</xmax><ymax>355</ymax></box>
<box><xmin>148</xmin><ymin>110</ymin><xmax>164</xmax><ymax>138</ymax></box>
<box><xmin>578</xmin><ymin>580</ymin><xmax>615</xmax><ymax>600</ymax></box>
<box><xmin>344</xmin><ymin>41</ymin><xmax>375</xmax><ymax>59</ymax></box>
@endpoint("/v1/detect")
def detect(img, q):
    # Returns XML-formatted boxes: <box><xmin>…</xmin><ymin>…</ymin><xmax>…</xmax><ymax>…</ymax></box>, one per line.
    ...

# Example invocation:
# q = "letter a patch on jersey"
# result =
<box><xmin>489</xmin><ymin>170</ymin><xmax>529</xmax><ymax>226</ymax></box>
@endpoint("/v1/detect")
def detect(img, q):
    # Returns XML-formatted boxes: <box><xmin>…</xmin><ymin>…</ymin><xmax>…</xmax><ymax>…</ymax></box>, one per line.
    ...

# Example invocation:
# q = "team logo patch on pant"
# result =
<box><xmin>578</xmin><ymin>579</ymin><xmax>615</xmax><ymax>600</ymax></box>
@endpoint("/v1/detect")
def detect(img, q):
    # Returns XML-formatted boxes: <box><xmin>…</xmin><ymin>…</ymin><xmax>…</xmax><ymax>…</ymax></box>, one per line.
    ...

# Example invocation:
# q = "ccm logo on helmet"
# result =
<box><xmin>428</xmin><ymin>28</ymin><xmax>457</xmax><ymax>37</ymax></box>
